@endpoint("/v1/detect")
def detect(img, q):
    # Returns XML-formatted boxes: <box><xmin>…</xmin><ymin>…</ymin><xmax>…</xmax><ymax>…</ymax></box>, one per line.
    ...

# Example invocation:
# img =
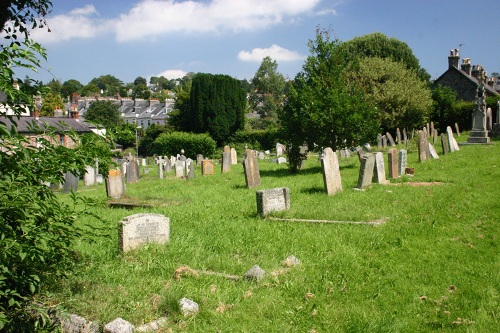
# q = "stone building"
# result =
<box><xmin>434</xmin><ymin>49</ymin><xmax>499</xmax><ymax>101</ymax></box>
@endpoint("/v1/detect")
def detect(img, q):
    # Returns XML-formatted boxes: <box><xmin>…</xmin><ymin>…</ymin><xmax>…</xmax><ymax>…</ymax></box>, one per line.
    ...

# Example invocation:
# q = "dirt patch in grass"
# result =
<box><xmin>390</xmin><ymin>181</ymin><xmax>446</xmax><ymax>187</ymax></box>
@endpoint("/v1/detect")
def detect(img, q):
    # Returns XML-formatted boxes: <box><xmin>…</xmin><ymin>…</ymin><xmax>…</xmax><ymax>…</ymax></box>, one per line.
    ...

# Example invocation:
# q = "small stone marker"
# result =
<box><xmin>118</xmin><ymin>213</ymin><xmax>170</xmax><ymax>252</ymax></box>
<box><xmin>106</xmin><ymin>169</ymin><xmax>125</xmax><ymax>198</ymax></box>
<box><xmin>245</xmin><ymin>265</ymin><xmax>265</xmax><ymax>281</ymax></box>
<box><xmin>387</xmin><ymin>148</ymin><xmax>398</xmax><ymax>178</ymax></box>
<box><xmin>135</xmin><ymin>317</ymin><xmax>168</xmax><ymax>333</ymax></box>
<box><xmin>243</xmin><ymin>149</ymin><xmax>260</xmax><ymax>188</ymax></box>
<box><xmin>222</xmin><ymin>146</ymin><xmax>231</xmax><ymax>173</ymax></box>
<box><xmin>356</xmin><ymin>153</ymin><xmax>375</xmax><ymax>189</ymax></box>
<box><xmin>386</xmin><ymin>132</ymin><xmax>396</xmax><ymax>146</ymax></box>
<box><xmin>441</xmin><ymin>133</ymin><xmax>449</xmax><ymax>155</ymax></box>
<box><xmin>103</xmin><ymin>318</ymin><xmax>133</xmax><ymax>333</ymax></box>
<box><xmin>256</xmin><ymin>187</ymin><xmax>290</xmax><ymax>216</ymax></box>
<box><xmin>277</xmin><ymin>156</ymin><xmax>287</xmax><ymax>164</ymax></box>
<box><xmin>179</xmin><ymin>298</ymin><xmax>199</xmax><ymax>317</ymax></box>
<box><xmin>63</xmin><ymin>171</ymin><xmax>79</xmax><ymax>193</ymax></box>
<box><xmin>230</xmin><ymin>147</ymin><xmax>237</xmax><ymax>165</ymax></box>
<box><xmin>428</xmin><ymin>142</ymin><xmax>439</xmax><ymax>159</ymax></box>
<box><xmin>84</xmin><ymin>166</ymin><xmax>96</xmax><ymax>186</ymax></box>
<box><xmin>321</xmin><ymin>147</ymin><xmax>342</xmax><ymax>195</ymax></box>
<box><xmin>398</xmin><ymin>149</ymin><xmax>407</xmax><ymax>176</ymax></box>
<box><xmin>418</xmin><ymin>130</ymin><xmax>428</xmax><ymax>162</ymax></box>
<box><xmin>372</xmin><ymin>152</ymin><xmax>389</xmax><ymax>184</ymax></box>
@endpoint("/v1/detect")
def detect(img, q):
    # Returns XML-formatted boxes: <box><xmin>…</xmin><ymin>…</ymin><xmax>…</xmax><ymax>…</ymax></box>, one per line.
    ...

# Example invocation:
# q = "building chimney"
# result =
<box><xmin>448</xmin><ymin>49</ymin><xmax>460</xmax><ymax>69</ymax></box>
<box><xmin>31</xmin><ymin>108</ymin><xmax>40</xmax><ymax>120</ymax></box>
<box><xmin>471</xmin><ymin>65</ymin><xmax>483</xmax><ymax>79</ymax></box>
<box><xmin>461</xmin><ymin>58</ymin><xmax>471</xmax><ymax>75</ymax></box>
<box><xmin>70</xmin><ymin>110</ymin><xmax>79</xmax><ymax>121</ymax></box>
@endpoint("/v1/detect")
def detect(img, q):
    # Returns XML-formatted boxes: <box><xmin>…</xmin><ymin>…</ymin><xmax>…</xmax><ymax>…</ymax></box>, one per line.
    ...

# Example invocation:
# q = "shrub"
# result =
<box><xmin>228</xmin><ymin>129</ymin><xmax>279</xmax><ymax>151</ymax></box>
<box><xmin>153</xmin><ymin>132</ymin><xmax>217</xmax><ymax>158</ymax></box>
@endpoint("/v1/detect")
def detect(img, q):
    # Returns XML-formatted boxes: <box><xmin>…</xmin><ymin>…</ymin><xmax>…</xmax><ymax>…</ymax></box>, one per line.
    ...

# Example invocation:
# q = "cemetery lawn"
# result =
<box><xmin>55</xmin><ymin>135</ymin><xmax>499</xmax><ymax>332</ymax></box>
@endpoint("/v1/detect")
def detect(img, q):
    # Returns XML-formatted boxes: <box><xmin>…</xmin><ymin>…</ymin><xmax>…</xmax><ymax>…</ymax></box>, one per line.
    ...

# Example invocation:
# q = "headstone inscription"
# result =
<box><xmin>106</xmin><ymin>169</ymin><xmax>125</xmax><ymax>198</ymax></box>
<box><xmin>256</xmin><ymin>187</ymin><xmax>290</xmax><ymax>216</ymax></box>
<box><xmin>373</xmin><ymin>152</ymin><xmax>389</xmax><ymax>184</ymax></box>
<box><xmin>387</xmin><ymin>148</ymin><xmax>398</xmax><ymax>178</ymax></box>
<box><xmin>356</xmin><ymin>153</ymin><xmax>375</xmax><ymax>189</ymax></box>
<box><xmin>321</xmin><ymin>147</ymin><xmax>342</xmax><ymax>195</ymax></box>
<box><xmin>202</xmin><ymin>159</ymin><xmax>214</xmax><ymax>175</ymax></box>
<box><xmin>62</xmin><ymin>171</ymin><xmax>79</xmax><ymax>193</ymax></box>
<box><xmin>118</xmin><ymin>213</ymin><xmax>170</xmax><ymax>252</ymax></box>
<box><xmin>222</xmin><ymin>146</ymin><xmax>231</xmax><ymax>173</ymax></box>
<box><xmin>84</xmin><ymin>165</ymin><xmax>96</xmax><ymax>186</ymax></box>
<box><xmin>243</xmin><ymin>149</ymin><xmax>260</xmax><ymax>189</ymax></box>
<box><xmin>398</xmin><ymin>149</ymin><xmax>407</xmax><ymax>176</ymax></box>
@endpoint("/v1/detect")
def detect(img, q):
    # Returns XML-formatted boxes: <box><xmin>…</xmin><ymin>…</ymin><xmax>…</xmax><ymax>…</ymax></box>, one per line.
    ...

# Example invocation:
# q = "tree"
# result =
<box><xmin>111</xmin><ymin>123</ymin><xmax>137</xmax><ymax>149</ymax></box>
<box><xmin>138</xmin><ymin>123</ymin><xmax>171</xmax><ymax>156</ymax></box>
<box><xmin>84</xmin><ymin>100</ymin><xmax>123</xmax><ymax>128</ymax></box>
<box><xmin>187</xmin><ymin>73</ymin><xmax>246</xmax><ymax>145</ymax></box>
<box><xmin>39</xmin><ymin>91</ymin><xmax>65</xmax><ymax>116</ymax></box>
<box><xmin>134</xmin><ymin>76</ymin><xmax>147</xmax><ymax>86</ymax></box>
<box><xmin>248</xmin><ymin>56</ymin><xmax>287</xmax><ymax>129</ymax></box>
<box><xmin>280</xmin><ymin>28</ymin><xmax>379</xmax><ymax>172</ymax></box>
<box><xmin>340</xmin><ymin>32</ymin><xmax>430</xmax><ymax>82</ymax></box>
<box><xmin>346</xmin><ymin>57</ymin><xmax>433</xmax><ymax>131</ymax></box>
<box><xmin>431</xmin><ymin>84</ymin><xmax>457</xmax><ymax>132</ymax></box>
<box><xmin>45</xmin><ymin>78</ymin><xmax>62</xmax><ymax>96</ymax></box>
<box><xmin>61</xmin><ymin>79</ymin><xmax>83</xmax><ymax>98</ymax></box>
<box><xmin>132</xmin><ymin>83</ymin><xmax>151</xmax><ymax>100</ymax></box>
<box><xmin>80</xmin><ymin>83</ymin><xmax>100</xmax><ymax>96</ymax></box>
<box><xmin>89</xmin><ymin>74</ymin><xmax>123</xmax><ymax>96</ymax></box>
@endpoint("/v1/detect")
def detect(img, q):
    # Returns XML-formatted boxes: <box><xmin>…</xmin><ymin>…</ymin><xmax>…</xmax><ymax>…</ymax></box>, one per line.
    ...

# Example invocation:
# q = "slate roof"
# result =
<box><xmin>1</xmin><ymin>115</ymin><xmax>92</xmax><ymax>134</ymax></box>
<box><xmin>435</xmin><ymin>66</ymin><xmax>499</xmax><ymax>96</ymax></box>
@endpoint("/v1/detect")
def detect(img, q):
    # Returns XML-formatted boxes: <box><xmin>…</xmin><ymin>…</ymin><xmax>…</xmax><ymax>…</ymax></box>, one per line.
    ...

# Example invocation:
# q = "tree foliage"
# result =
<box><xmin>84</xmin><ymin>100</ymin><xmax>122</xmax><ymax>128</ymax></box>
<box><xmin>347</xmin><ymin>57</ymin><xmax>433</xmax><ymax>131</ymax></box>
<box><xmin>138</xmin><ymin>123</ymin><xmax>171</xmax><ymax>156</ymax></box>
<box><xmin>431</xmin><ymin>84</ymin><xmax>458</xmax><ymax>132</ymax></box>
<box><xmin>39</xmin><ymin>91</ymin><xmax>64</xmax><ymax>116</ymax></box>
<box><xmin>248</xmin><ymin>56</ymin><xmax>286</xmax><ymax>130</ymax></box>
<box><xmin>61</xmin><ymin>79</ymin><xmax>83</xmax><ymax>98</ymax></box>
<box><xmin>340</xmin><ymin>32</ymin><xmax>430</xmax><ymax>82</ymax></box>
<box><xmin>153</xmin><ymin>131</ymin><xmax>217</xmax><ymax>158</ymax></box>
<box><xmin>280</xmin><ymin>28</ymin><xmax>379</xmax><ymax>172</ymax></box>
<box><xmin>89</xmin><ymin>74</ymin><xmax>123</xmax><ymax>96</ymax></box>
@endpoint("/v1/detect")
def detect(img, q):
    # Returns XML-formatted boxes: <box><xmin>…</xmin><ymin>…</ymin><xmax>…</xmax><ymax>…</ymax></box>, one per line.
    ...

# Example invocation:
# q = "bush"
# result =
<box><xmin>153</xmin><ymin>132</ymin><xmax>217</xmax><ymax>158</ymax></box>
<box><xmin>452</xmin><ymin>101</ymin><xmax>474</xmax><ymax>131</ymax></box>
<box><xmin>228</xmin><ymin>129</ymin><xmax>279</xmax><ymax>151</ymax></box>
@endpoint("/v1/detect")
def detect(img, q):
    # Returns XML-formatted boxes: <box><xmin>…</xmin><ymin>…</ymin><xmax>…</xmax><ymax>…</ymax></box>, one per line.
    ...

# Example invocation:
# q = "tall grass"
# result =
<box><xmin>53</xmin><ymin>134</ymin><xmax>499</xmax><ymax>332</ymax></box>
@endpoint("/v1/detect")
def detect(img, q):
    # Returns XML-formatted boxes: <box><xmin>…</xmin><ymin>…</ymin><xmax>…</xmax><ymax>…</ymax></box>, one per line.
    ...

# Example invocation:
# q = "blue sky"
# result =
<box><xmin>17</xmin><ymin>0</ymin><xmax>500</xmax><ymax>85</ymax></box>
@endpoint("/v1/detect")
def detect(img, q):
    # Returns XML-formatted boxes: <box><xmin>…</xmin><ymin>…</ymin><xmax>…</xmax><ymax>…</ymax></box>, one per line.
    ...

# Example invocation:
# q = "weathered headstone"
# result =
<box><xmin>396</xmin><ymin>128</ymin><xmax>401</xmax><ymax>144</ymax></box>
<box><xmin>276</xmin><ymin>143</ymin><xmax>285</xmax><ymax>157</ymax></box>
<box><xmin>126</xmin><ymin>159</ymin><xmax>140</xmax><ymax>183</ymax></box>
<box><xmin>321</xmin><ymin>147</ymin><xmax>342</xmax><ymax>195</ymax></box>
<box><xmin>356</xmin><ymin>153</ymin><xmax>375</xmax><ymax>189</ymax></box>
<box><xmin>403</xmin><ymin>129</ymin><xmax>408</xmax><ymax>146</ymax></box>
<box><xmin>426</xmin><ymin>123</ymin><xmax>430</xmax><ymax>136</ymax></box>
<box><xmin>185</xmin><ymin>158</ymin><xmax>193</xmax><ymax>176</ymax></box>
<box><xmin>382</xmin><ymin>135</ymin><xmax>387</xmax><ymax>148</ymax></box>
<box><xmin>455</xmin><ymin>122</ymin><xmax>460</xmax><ymax>137</ymax></box>
<box><xmin>356</xmin><ymin>148</ymin><xmax>365</xmax><ymax>163</ymax></box>
<box><xmin>446</xmin><ymin>126</ymin><xmax>456</xmax><ymax>152</ymax></box>
<box><xmin>202</xmin><ymin>159</ymin><xmax>214</xmax><ymax>175</ymax></box>
<box><xmin>468</xmin><ymin>76</ymin><xmax>490</xmax><ymax>143</ymax></box>
<box><xmin>196</xmin><ymin>154</ymin><xmax>204</xmax><ymax>166</ymax></box>
<box><xmin>386</xmin><ymin>132</ymin><xmax>396</xmax><ymax>146</ymax></box>
<box><xmin>221</xmin><ymin>146</ymin><xmax>231</xmax><ymax>173</ymax></box>
<box><xmin>175</xmin><ymin>160</ymin><xmax>185</xmax><ymax>178</ymax></box>
<box><xmin>142</xmin><ymin>158</ymin><xmax>146</xmax><ymax>166</ymax></box>
<box><xmin>258</xmin><ymin>152</ymin><xmax>265</xmax><ymax>159</ymax></box>
<box><xmin>96</xmin><ymin>174</ymin><xmax>103</xmax><ymax>184</ymax></box>
<box><xmin>387</xmin><ymin>148</ymin><xmax>398</xmax><ymax>178</ymax></box>
<box><xmin>186</xmin><ymin>162</ymin><xmax>195</xmax><ymax>179</ymax></box>
<box><xmin>106</xmin><ymin>169</ymin><xmax>125</xmax><ymax>199</ymax></box>
<box><xmin>398</xmin><ymin>149</ymin><xmax>407</xmax><ymax>176</ymax></box>
<box><xmin>62</xmin><ymin>171</ymin><xmax>79</xmax><ymax>193</ymax></box>
<box><xmin>430</xmin><ymin>122</ymin><xmax>435</xmax><ymax>138</ymax></box>
<box><xmin>158</xmin><ymin>157</ymin><xmax>164</xmax><ymax>179</ymax></box>
<box><xmin>440</xmin><ymin>133</ymin><xmax>449</xmax><ymax>155</ymax></box>
<box><xmin>486</xmin><ymin>107</ymin><xmax>493</xmax><ymax>131</ymax></box>
<box><xmin>418</xmin><ymin>130</ymin><xmax>428</xmax><ymax>162</ymax></box>
<box><xmin>277</xmin><ymin>157</ymin><xmax>287</xmax><ymax>164</ymax></box>
<box><xmin>230</xmin><ymin>147</ymin><xmax>237</xmax><ymax>165</ymax></box>
<box><xmin>164</xmin><ymin>158</ymin><xmax>172</xmax><ymax>173</ymax></box>
<box><xmin>84</xmin><ymin>166</ymin><xmax>96</xmax><ymax>186</ymax></box>
<box><xmin>433</xmin><ymin>129</ymin><xmax>439</xmax><ymax>144</ymax></box>
<box><xmin>373</xmin><ymin>152</ymin><xmax>389</xmax><ymax>184</ymax></box>
<box><xmin>256</xmin><ymin>187</ymin><xmax>290</xmax><ymax>215</ymax></box>
<box><xmin>243</xmin><ymin>149</ymin><xmax>260</xmax><ymax>188</ymax></box>
<box><xmin>118</xmin><ymin>213</ymin><xmax>170</xmax><ymax>252</ymax></box>
<box><xmin>377</xmin><ymin>134</ymin><xmax>383</xmax><ymax>149</ymax></box>
<box><xmin>428</xmin><ymin>142</ymin><xmax>439</xmax><ymax>159</ymax></box>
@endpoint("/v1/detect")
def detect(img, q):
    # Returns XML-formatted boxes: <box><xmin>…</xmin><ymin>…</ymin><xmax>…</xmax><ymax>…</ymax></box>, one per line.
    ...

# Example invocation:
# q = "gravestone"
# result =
<box><xmin>433</xmin><ymin>129</ymin><xmax>439</xmax><ymax>144</ymax></box>
<box><xmin>186</xmin><ymin>162</ymin><xmax>195</xmax><ymax>179</ymax></box>
<box><xmin>387</xmin><ymin>148</ymin><xmax>398</xmax><ymax>178</ymax></box>
<box><xmin>185</xmin><ymin>158</ymin><xmax>193</xmax><ymax>176</ymax></box>
<box><xmin>418</xmin><ymin>130</ymin><xmax>428</xmax><ymax>162</ymax></box>
<box><xmin>426</xmin><ymin>123</ymin><xmax>430</xmax><ymax>136</ymax></box>
<box><xmin>230</xmin><ymin>148</ymin><xmax>237</xmax><ymax>165</ymax></box>
<box><xmin>170</xmin><ymin>156</ymin><xmax>176</xmax><ymax>165</ymax></box>
<box><xmin>373</xmin><ymin>152</ymin><xmax>389</xmax><ymax>184</ymax></box>
<box><xmin>158</xmin><ymin>157</ymin><xmax>164</xmax><ymax>179</ymax></box>
<box><xmin>321</xmin><ymin>147</ymin><xmax>342</xmax><ymax>195</ymax></box>
<box><xmin>258</xmin><ymin>152</ymin><xmax>265</xmax><ymax>159</ymax></box>
<box><xmin>96</xmin><ymin>174</ymin><xmax>103</xmax><ymax>184</ymax></box>
<box><xmin>277</xmin><ymin>157</ymin><xmax>287</xmax><ymax>164</ymax></box>
<box><xmin>142</xmin><ymin>158</ymin><xmax>146</xmax><ymax>166</ymax></box>
<box><xmin>441</xmin><ymin>133</ymin><xmax>449</xmax><ymax>155</ymax></box>
<box><xmin>446</xmin><ymin>126</ymin><xmax>456</xmax><ymax>152</ymax></box>
<box><xmin>339</xmin><ymin>149</ymin><xmax>346</xmax><ymax>159</ymax></box>
<box><xmin>398</xmin><ymin>149</ymin><xmax>407</xmax><ymax>176</ymax></box>
<box><xmin>126</xmin><ymin>159</ymin><xmax>140</xmax><ymax>183</ymax></box>
<box><xmin>276</xmin><ymin>143</ymin><xmax>285</xmax><ymax>157</ymax></box>
<box><xmin>468</xmin><ymin>76</ymin><xmax>490</xmax><ymax>143</ymax></box>
<box><xmin>356</xmin><ymin>153</ymin><xmax>375</xmax><ymax>189</ymax></box>
<box><xmin>382</xmin><ymin>135</ymin><xmax>387</xmax><ymax>148</ymax></box>
<box><xmin>486</xmin><ymin>107</ymin><xmax>493</xmax><ymax>131</ymax></box>
<box><xmin>377</xmin><ymin>134</ymin><xmax>382</xmax><ymax>149</ymax></box>
<box><xmin>63</xmin><ymin>172</ymin><xmax>79</xmax><ymax>193</ymax></box>
<box><xmin>356</xmin><ymin>148</ymin><xmax>364</xmax><ymax>162</ymax></box>
<box><xmin>430</xmin><ymin>122</ymin><xmax>435</xmax><ymax>138</ymax></box>
<box><xmin>221</xmin><ymin>146</ymin><xmax>231</xmax><ymax>173</ymax></box>
<box><xmin>243</xmin><ymin>149</ymin><xmax>260</xmax><ymax>189</ymax></box>
<box><xmin>175</xmin><ymin>160</ymin><xmax>185</xmax><ymax>178</ymax></box>
<box><xmin>428</xmin><ymin>142</ymin><xmax>439</xmax><ymax>159</ymax></box>
<box><xmin>196</xmin><ymin>154</ymin><xmax>204</xmax><ymax>166</ymax></box>
<box><xmin>256</xmin><ymin>187</ymin><xmax>290</xmax><ymax>216</ymax></box>
<box><xmin>164</xmin><ymin>158</ymin><xmax>172</xmax><ymax>173</ymax></box>
<box><xmin>455</xmin><ymin>123</ymin><xmax>460</xmax><ymax>137</ymax></box>
<box><xmin>118</xmin><ymin>213</ymin><xmax>170</xmax><ymax>252</ymax></box>
<box><xmin>106</xmin><ymin>169</ymin><xmax>125</xmax><ymax>198</ymax></box>
<box><xmin>386</xmin><ymin>132</ymin><xmax>396</xmax><ymax>146</ymax></box>
<box><xmin>396</xmin><ymin>128</ymin><xmax>401</xmax><ymax>144</ymax></box>
<box><xmin>84</xmin><ymin>165</ymin><xmax>96</xmax><ymax>186</ymax></box>
<box><xmin>403</xmin><ymin>129</ymin><xmax>408</xmax><ymax>146</ymax></box>
<box><xmin>202</xmin><ymin>159</ymin><xmax>214</xmax><ymax>175</ymax></box>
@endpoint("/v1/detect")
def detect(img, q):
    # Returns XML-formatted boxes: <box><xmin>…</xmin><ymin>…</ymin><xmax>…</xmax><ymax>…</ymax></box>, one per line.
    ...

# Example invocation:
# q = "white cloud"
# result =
<box><xmin>113</xmin><ymin>0</ymin><xmax>321</xmax><ymax>42</ymax></box>
<box><xmin>316</xmin><ymin>8</ymin><xmax>337</xmax><ymax>16</ymax></box>
<box><xmin>237</xmin><ymin>45</ymin><xmax>306</xmax><ymax>62</ymax></box>
<box><xmin>155</xmin><ymin>69</ymin><xmax>188</xmax><ymax>80</ymax></box>
<box><xmin>29</xmin><ymin>5</ymin><xmax>103</xmax><ymax>43</ymax></box>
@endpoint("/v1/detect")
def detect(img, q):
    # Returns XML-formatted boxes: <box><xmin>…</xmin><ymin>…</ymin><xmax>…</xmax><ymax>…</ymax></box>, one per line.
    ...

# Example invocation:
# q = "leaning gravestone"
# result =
<box><xmin>396</xmin><ymin>128</ymin><xmax>401</xmax><ymax>144</ymax></box>
<box><xmin>382</xmin><ymin>135</ymin><xmax>388</xmax><ymax>148</ymax></box>
<box><xmin>398</xmin><ymin>149</ymin><xmax>407</xmax><ymax>176</ymax></box>
<box><xmin>221</xmin><ymin>146</ymin><xmax>231</xmax><ymax>173</ymax></box>
<box><xmin>386</xmin><ymin>132</ymin><xmax>396</xmax><ymax>146</ymax></box>
<box><xmin>373</xmin><ymin>152</ymin><xmax>389</xmax><ymax>184</ymax></box>
<box><xmin>256</xmin><ymin>187</ymin><xmax>290</xmax><ymax>216</ymax></box>
<box><xmin>428</xmin><ymin>142</ymin><xmax>439</xmax><ymax>159</ymax></box>
<box><xmin>106</xmin><ymin>169</ymin><xmax>125</xmax><ymax>199</ymax></box>
<box><xmin>84</xmin><ymin>165</ymin><xmax>96</xmax><ymax>186</ymax></box>
<box><xmin>356</xmin><ymin>153</ymin><xmax>375</xmax><ymax>189</ymax></box>
<box><xmin>62</xmin><ymin>171</ymin><xmax>79</xmax><ymax>193</ymax></box>
<box><xmin>446</xmin><ymin>126</ymin><xmax>456</xmax><ymax>153</ymax></box>
<box><xmin>387</xmin><ymin>148</ymin><xmax>398</xmax><ymax>178</ymax></box>
<box><xmin>118</xmin><ymin>213</ymin><xmax>170</xmax><ymax>252</ymax></box>
<box><xmin>202</xmin><ymin>159</ymin><xmax>214</xmax><ymax>175</ymax></box>
<box><xmin>243</xmin><ymin>149</ymin><xmax>260</xmax><ymax>189</ymax></box>
<box><xmin>321</xmin><ymin>147</ymin><xmax>342</xmax><ymax>195</ymax></box>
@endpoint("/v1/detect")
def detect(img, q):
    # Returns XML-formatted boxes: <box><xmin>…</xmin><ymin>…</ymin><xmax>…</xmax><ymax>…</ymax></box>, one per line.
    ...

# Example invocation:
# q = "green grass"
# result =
<box><xmin>52</xmin><ymin>133</ymin><xmax>499</xmax><ymax>332</ymax></box>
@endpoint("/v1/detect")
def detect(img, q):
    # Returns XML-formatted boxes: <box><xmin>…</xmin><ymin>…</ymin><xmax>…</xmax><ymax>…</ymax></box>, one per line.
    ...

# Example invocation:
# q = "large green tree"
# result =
<box><xmin>280</xmin><ymin>28</ymin><xmax>379</xmax><ymax>172</ymax></box>
<box><xmin>340</xmin><ymin>32</ymin><xmax>430</xmax><ymax>82</ymax></box>
<box><xmin>89</xmin><ymin>74</ymin><xmax>123</xmax><ymax>96</ymax></box>
<box><xmin>347</xmin><ymin>57</ymin><xmax>433</xmax><ymax>131</ymax></box>
<box><xmin>84</xmin><ymin>100</ymin><xmax>122</xmax><ymax>128</ymax></box>
<box><xmin>39</xmin><ymin>91</ymin><xmax>64</xmax><ymax>116</ymax></box>
<box><xmin>248</xmin><ymin>56</ymin><xmax>286</xmax><ymax>129</ymax></box>
<box><xmin>61</xmin><ymin>79</ymin><xmax>83</xmax><ymax>98</ymax></box>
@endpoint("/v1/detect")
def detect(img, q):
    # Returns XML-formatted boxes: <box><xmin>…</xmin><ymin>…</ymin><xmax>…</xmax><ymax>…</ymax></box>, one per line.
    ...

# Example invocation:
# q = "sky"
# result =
<box><xmin>13</xmin><ymin>0</ymin><xmax>500</xmax><ymax>85</ymax></box>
